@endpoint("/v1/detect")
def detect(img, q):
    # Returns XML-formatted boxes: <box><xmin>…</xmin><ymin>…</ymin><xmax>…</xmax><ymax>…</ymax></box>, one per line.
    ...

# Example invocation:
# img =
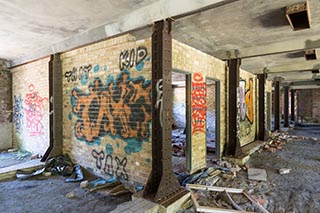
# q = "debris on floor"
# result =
<box><xmin>278</xmin><ymin>168</ymin><xmax>291</xmax><ymax>175</ymax></box>
<box><xmin>15</xmin><ymin>155</ymin><xmax>83</xmax><ymax>182</ymax></box>
<box><xmin>247</xmin><ymin>168</ymin><xmax>268</xmax><ymax>181</ymax></box>
<box><xmin>178</xmin><ymin>127</ymin><xmax>320</xmax><ymax>212</ymax></box>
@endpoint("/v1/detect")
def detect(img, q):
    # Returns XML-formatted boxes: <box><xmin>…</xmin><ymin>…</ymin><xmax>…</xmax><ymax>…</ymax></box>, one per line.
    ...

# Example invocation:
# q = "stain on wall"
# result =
<box><xmin>0</xmin><ymin>60</ymin><xmax>13</xmax><ymax>150</ymax></box>
<box><xmin>13</xmin><ymin>94</ymin><xmax>24</xmax><ymax>133</ymax></box>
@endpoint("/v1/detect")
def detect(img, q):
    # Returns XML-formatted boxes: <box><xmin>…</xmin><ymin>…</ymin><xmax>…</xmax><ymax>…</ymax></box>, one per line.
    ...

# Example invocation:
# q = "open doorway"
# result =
<box><xmin>206</xmin><ymin>78</ymin><xmax>220</xmax><ymax>165</ymax></box>
<box><xmin>171</xmin><ymin>71</ymin><xmax>189</xmax><ymax>173</ymax></box>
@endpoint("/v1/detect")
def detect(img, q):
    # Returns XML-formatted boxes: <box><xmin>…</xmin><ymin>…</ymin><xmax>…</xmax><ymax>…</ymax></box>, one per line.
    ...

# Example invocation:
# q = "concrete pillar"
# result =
<box><xmin>0</xmin><ymin>59</ymin><xmax>12</xmax><ymax>150</ymax></box>
<box><xmin>283</xmin><ymin>85</ymin><xmax>289</xmax><ymax>127</ymax></box>
<box><xmin>274</xmin><ymin>79</ymin><xmax>280</xmax><ymax>130</ymax></box>
<box><xmin>257</xmin><ymin>73</ymin><xmax>267</xmax><ymax>141</ymax></box>
<box><xmin>42</xmin><ymin>54</ymin><xmax>63</xmax><ymax>160</ymax></box>
<box><xmin>226</xmin><ymin>59</ymin><xmax>242</xmax><ymax>157</ymax></box>
<box><xmin>291</xmin><ymin>89</ymin><xmax>295</xmax><ymax>121</ymax></box>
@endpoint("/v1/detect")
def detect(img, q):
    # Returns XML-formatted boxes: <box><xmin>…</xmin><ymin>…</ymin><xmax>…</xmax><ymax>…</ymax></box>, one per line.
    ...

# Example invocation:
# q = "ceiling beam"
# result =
<box><xmin>290</xmin><ymin>80</ymin><xmax>320</xmax><ymax>85</ymax></box>
<box><xmin>255</xmin><ymin>60</ymin><xmax>320</xmax><ymax>74</ymax></box>
<box><xmin>214</xmin><ymin>35</ymin><xmax>320</xmax><ymax>60</ymax></box>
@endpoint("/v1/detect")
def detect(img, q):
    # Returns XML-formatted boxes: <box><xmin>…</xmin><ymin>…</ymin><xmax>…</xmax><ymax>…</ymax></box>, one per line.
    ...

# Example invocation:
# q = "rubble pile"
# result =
<box><xmin>262</xmin><ymin>131</ymin><xmax>319</xmax><ymax>153</ymax></box>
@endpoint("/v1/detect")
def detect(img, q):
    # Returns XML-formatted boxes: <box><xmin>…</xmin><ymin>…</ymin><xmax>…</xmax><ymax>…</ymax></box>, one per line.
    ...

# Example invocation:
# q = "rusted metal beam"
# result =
<box><xmin>284</xmin><ymin>86</ymin><xmax>289</xmax><ymax>127</ymax></box>
<box><xmin>274</xmin><ymin>79</ymin><xmax>280</xmax><ymax>131</ymax></box>
<box><xmin>257</xmin><ymin>74</ymin><xmax>267</xmax><ymax>141</ymax></box>
<box><xmin>42</xmin><ymin>53</ymin><xmax>63</xmax><ymax>161</ymax></box>
<box><xmin>291</xmin><ymin>89</ymin><xmax>295</xmax><ymax>121</ymax></box>
<box><xmin>226</xmin><ymin>59</ymin><xmax>242</xmax><ymax>156</ymax></box>
<box><xmin>144</xmin><ymin>19</ymin><xmax>185</xmax><ymax>205</ymax></box>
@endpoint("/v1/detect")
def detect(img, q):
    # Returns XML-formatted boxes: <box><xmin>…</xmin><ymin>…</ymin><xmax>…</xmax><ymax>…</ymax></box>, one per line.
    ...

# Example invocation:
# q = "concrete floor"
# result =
<box><xmin>0</xmin><ymin>125</ymin><xmax>319</xmax><ymax>212</ymax></box>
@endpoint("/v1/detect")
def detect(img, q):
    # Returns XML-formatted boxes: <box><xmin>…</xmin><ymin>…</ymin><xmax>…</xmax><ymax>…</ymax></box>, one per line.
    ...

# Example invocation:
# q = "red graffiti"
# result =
<box><xmin>191</xmin><ymin>73</ymin><xmax>206</xmax><ymax>134</ymax></box>
<box><xmin>24</xmin><ymin>84</ymin><xmax>48</xmax><ymax>136</ymax></box>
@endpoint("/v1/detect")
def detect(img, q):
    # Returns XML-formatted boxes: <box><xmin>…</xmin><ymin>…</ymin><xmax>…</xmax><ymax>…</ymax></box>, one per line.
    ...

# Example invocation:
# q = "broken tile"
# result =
<box><xmin>248</xmin><ymin>168</ymin><xmax>267</xmax><ymax>181</ymax></box>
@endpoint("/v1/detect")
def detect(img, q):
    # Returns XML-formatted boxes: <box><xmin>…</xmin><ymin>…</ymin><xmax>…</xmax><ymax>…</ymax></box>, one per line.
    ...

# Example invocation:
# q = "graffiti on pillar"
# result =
<box><xmin>13</xmin><ymin>94</ymin><xmax>24</xmax><ymax>133</ymax></box>
<box><xmin>155</xmin><ymin>79</ymin><xmax>163</xmax><ymax>127</ymax></box>
<box><xmin>239</xmin><ymin>78</ymin><xmax>253</xmax><ymax>124</ymax></box>
<box><xmin>239</xmin><ymin>80</ymin><xmax>246</xmax><ymax>121</ymax></box>
<box><xmin>191</xmin><ymin>72</ymin><xmax>206</xmax><ymax>134</ymax></box>
<box><xmin>65</xmin><ymin>64</ymin><xmax>92</xmax><ymax>85</ymax></box>
<box><xmin>71</xmin><ymin>71</ymin><xmax>151</xmax><ymax>154</ymax></box>
<box><xmin>119</xmin><ymin>46</ymin><xmax>148</xmax><ymax>71</ymax></box>
<box><xmin>92</xmin><ymin>148</ymin><xmax>129</xmax><ymax>180</ymax></box>
<box><xmin>24</xmin><ymin>84</ymin><xmax>48</xmax><ymax>136</ymax></box>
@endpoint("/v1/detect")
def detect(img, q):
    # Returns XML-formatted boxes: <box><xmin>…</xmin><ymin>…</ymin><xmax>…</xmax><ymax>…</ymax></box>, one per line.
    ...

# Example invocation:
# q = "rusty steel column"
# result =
<box><xmin>257</xmin><ymin>73</ymin><xmax>267</xmax><ymax>141</ymax></box>
<box><xmin>291</xmin><ymin>89</ymin><xmax>295</xmax><ymax>121</ymax></box>
<box><xmin>283</xmin><ymin>85</ymin><xmax>289</xmax><ymax>127</ymax></box>
<box><xmin>42</xmin><ymin>54</ymin><xmax>63</xmax><ymax>162</ymax></box>
<box><xmin>226</xmin><ymin>59</ymin><xmax>242</xmax><ymax>157</ymax></box>
<box><xmin>274</xmin><ymin>79</ymin><xmax>280</xmax><ymax>131</ymax></box>
<box><xmin>144</xmin><ymin>19</ymin><xmax>186</xmax><ymax>205</ymax></box>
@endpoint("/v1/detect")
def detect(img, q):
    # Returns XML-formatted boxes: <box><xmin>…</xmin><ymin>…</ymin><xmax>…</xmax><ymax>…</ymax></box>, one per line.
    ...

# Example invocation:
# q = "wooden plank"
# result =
<box><xmin>190</xmin><ymin>192</ymin><xmax>253</xmax><ymax>213</ymax></box>
<box><xmin>187</xmin><ymin>184</ymin><xmax>244</xmax><ymax>194</ymax></box>
<box><xmin>225</xmin><ymin>191</ymin><xmax>244</xmax><ymax>211</ymax></box>
<box><xmin>243</xmin><ymin>191</ymin><xmax>270</xmax><ymax>213</ymax></box>
<box><xmin>197</xmin><ymin>206</ymin><xmax>251</xmax><ymax>213</ymax></box>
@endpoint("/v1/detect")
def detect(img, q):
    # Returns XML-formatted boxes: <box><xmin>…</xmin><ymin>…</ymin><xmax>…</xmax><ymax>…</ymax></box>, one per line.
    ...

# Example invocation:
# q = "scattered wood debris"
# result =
<box><xmin>187</xmin><ymin>184</ymin><xmax>270</xmax><ymax>213</ymax></box>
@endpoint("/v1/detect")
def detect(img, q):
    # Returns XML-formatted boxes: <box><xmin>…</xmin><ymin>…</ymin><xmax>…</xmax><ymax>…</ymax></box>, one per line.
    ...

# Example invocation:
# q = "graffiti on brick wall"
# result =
<box><xmin>191</xmin><ymin>73</ymin><xmax>206</xmax><ymax>134</ymax></box>
<box><xmin>65</xmin><ymin>64</ymin><xmax>92</xmax><ymax>85</ymax></box>
<box><xmin>13</xmin><ymin>94</ymin><xmax>24</xmax><ymax>133</ymax></box>
<box><xmin>24</xmin><ymin>84</ymin><xmax>48</xmax><ymax>136</ymax></box>
<box><xmin>239</xmin><ymin>78</ymin><xmax>253</xmax><ymax>123</ymax></box>
<box><xmin>119</xmin><ymin>46</ymin><xmax>148</xmax><ymax>71</ymax></box>
<box><xmin>92</xmin><ymin>148</ymin><xmax>129</xmax><ymax>180</ymax></box>
<box><xmin>71</xmin><ymin>71</ymin><xmax>151</xmax><ymax>154</ymax></box>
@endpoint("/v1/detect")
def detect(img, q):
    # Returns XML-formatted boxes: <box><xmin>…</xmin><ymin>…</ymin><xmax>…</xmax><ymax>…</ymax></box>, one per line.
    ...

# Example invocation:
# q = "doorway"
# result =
<box><xmin>171</xmin><ymin>71</ymin><xmax>189</xmax><ymax>173</ymax></box>
<box><xmin>206</xmin><ymin>78</ymin><xmax>220</xmax><ymax>164</ymax></box>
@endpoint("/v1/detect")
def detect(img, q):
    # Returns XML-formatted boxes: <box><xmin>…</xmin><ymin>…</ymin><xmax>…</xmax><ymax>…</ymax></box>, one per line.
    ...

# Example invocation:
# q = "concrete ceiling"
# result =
<box><xmin>172</xmin><ymin>0</ymin><xmax>320</xmax><ymax>88</ymax></box>
<box><xmin>1</xmin><ymin>0</ymin><xmax>319</xmax><ymax>88</ymax></box>
<box><xmin>0</xmin><ymin>0</ymin><xmax>159</xmax><ymax>60</ymax></box>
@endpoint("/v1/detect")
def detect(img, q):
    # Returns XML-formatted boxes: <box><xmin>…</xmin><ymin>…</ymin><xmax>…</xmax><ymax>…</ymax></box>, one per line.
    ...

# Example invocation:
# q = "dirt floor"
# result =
<box><xmin>0</xmin><ymin>174</ymin><xmax>131</xmax><ymax>213</ymax></box>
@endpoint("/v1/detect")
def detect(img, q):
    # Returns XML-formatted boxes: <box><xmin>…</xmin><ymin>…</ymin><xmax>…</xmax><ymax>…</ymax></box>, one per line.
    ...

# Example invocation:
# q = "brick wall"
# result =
<box><xmin>11</xmin><ymin>57</ymin><xmax>50</xmax><ymax>154</ymax></box>
<box><xmin>61</xmin><ymin>34</ymin><xmax>152</xmax><ymax>184</ymax></box>
<box><xmin>297</xmin><ymin>89</ymin><xmax>320</xmax><ymax>123</ymax></box>
<box><xmin>0</xmin><ymin>59</ymin><xmax>12</xmax><ymax>150</ymax></box>
<box><xmin>172</xmin><ymin>40</ymin><xmax>226</xmax><ymax>173</ymax></box>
